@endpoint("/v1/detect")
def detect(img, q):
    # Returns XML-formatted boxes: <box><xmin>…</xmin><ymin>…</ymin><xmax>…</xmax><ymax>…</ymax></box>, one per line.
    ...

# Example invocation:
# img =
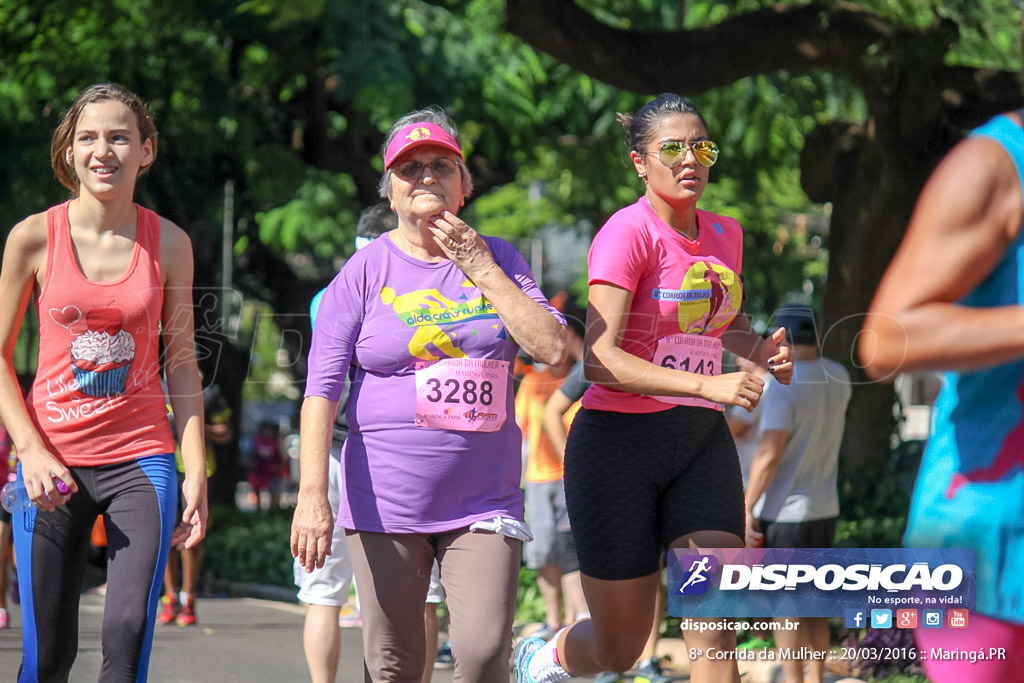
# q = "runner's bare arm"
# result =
<box><xmin>161</xmin><ymin>219</ymin><xmax>207</xmax><ymax>548</ymax></box>
<box><xmin>585</xmin><ymin>283</ymin><xmax>764</xmax><ymax>407</ymax></box>
<box><xmin>542</xmin><ymin>390</ymin><xmax>574</xmax><ymax>460</ymax></box>
<box><xmin>0</xmin><ymin>214</ymin><xmax>77</xmax><ymax>508</ymax></box>
<box><xmin>291</xmin><ymin>395</ymin><xmax>338</xmax><ymax>571</ymax></box>
<box><xmin>862</xmin><ymin>133</ymin><xmax>1024</xmax><ymax>378</ymax></box>
<box><xmin>744</xmin><ymin>428</ymin><xmax>789</xmax><ymax>546</ymax></box>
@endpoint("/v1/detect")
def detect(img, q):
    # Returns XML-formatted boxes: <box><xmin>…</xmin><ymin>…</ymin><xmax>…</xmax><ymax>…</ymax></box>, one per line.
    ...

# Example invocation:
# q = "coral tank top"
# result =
<box><xmin>26</xmin><ymin>201</ymin><xmax>174</xmax><ymax>466</ymax></box>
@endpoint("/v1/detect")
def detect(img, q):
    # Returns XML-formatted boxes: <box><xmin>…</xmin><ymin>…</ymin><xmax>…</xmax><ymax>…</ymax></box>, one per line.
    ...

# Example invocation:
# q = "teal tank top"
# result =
<box><xmin>904</xmin><ymin>112</ymin><xmax>1024</xmax><ymax>624</ymax></box>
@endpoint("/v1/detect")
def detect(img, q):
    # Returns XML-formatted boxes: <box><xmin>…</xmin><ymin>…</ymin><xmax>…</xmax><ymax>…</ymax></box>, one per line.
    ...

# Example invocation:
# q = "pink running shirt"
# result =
<box><xmin>583</xmin><ymin>197</ymin><xmax>744</xmax><ymax>414</ymax></box>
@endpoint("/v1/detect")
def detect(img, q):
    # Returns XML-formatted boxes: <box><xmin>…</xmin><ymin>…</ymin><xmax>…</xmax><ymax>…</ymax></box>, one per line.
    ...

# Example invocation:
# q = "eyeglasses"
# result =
<box><xmin>392</xmin><ymin>158</ymin><xmax>459</xmax><ymax>181</ymax></box>
<box><xmin>647</xmin><ymin>140</ymin><xmax>720</xmax><ymax>168</ymax></box>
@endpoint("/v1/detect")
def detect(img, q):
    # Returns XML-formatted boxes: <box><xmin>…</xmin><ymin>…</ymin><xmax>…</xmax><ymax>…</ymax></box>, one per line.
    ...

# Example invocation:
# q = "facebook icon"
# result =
<box><xmin>845</xmin><ymin>609</ymin><xmax>866</xmax><ymax>629</ymax></box>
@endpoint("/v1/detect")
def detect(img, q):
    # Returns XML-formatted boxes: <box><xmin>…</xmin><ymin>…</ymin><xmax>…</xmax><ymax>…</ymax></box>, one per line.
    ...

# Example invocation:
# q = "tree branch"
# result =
<box><xmin>939</xmin><ymin>66</ymin><xmax>1024</xmax><ymax>129</ymax></box>
<box><xmin>505</xmin><ymin>0</ymin><xmax>925</xmax><ymax>94</ymax></box>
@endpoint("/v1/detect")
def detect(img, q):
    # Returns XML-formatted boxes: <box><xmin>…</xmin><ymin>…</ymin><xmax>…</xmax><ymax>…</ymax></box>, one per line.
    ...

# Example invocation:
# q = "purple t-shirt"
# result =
<box><xmin>306</xmin><ymin>234</ymin><xmax>564</xmax><ymax>533</ymax></box>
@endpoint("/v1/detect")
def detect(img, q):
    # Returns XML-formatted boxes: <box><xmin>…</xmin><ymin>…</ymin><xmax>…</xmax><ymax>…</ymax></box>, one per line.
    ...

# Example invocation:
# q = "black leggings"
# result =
<box><xmin>13</xmin><ymin>453</ymin><xmax>177</xmax><ymax>683</ymax></box>
<box><xmin>564</xmin><ymin>406</ymin><xmax>744</xmax><ymax>580</ymax></box>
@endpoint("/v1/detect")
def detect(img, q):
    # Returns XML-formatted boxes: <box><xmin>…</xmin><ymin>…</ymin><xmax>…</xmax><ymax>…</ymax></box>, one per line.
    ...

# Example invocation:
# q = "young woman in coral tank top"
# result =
<box><xmin>0</xmin><ymin>83</ymin><xmax>207</xmax><ymax>683</ymax></box>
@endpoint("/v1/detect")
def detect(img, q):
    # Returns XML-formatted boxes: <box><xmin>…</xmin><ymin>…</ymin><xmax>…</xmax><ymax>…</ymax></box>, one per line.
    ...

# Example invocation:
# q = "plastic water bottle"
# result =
<box><xmin>1</xmin><ymin>478</ymin><xmax>71</xmax><ymax>512</ymax></box>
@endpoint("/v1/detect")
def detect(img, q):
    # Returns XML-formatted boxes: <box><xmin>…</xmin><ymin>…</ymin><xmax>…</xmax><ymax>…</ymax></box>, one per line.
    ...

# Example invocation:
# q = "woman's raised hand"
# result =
<box><xmin>429</xmin><ymin>211</ymin><xmax>496</xmax><ymax>279</ymax></box>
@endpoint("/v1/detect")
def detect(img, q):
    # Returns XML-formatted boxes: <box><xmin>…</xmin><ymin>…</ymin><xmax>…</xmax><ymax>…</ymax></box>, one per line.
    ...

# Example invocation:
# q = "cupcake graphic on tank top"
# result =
<box><xmin>68</xmin><ymin>305</ymin><xmax>135</xmax><ymax>397</ymax></box>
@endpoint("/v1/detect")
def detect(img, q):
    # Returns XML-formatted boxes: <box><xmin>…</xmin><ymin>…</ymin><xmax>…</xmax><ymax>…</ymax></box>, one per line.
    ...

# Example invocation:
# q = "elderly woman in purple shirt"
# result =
<box><xmin>291</xmin><ymin>107</ymin><xmax>567</xmax><ymax>681</ymax></box>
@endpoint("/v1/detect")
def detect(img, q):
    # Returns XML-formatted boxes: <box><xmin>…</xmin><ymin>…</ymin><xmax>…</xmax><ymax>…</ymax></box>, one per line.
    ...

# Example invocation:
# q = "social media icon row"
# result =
<box><xmin>845</xmin><ymin>608</ymin><xmax>969</xmax><ymax>629</ymax></box>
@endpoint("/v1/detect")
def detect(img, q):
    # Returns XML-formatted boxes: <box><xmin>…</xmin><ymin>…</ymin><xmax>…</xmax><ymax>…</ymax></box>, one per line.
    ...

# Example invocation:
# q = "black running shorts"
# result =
<box><xmin>564</xmin><ymin>405</ymin><xmax>744</xmax><ymax>580</ymax></box>
<box><xmin>759</xmin><ymin>517</ymin><xmax>837</xmax><ymax>549</ymax></box>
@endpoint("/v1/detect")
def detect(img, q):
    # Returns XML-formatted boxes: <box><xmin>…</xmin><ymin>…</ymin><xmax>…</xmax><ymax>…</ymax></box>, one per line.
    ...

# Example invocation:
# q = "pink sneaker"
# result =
<box><xmin>0</xmin><ymin>608</ymin><xmax>8</xmax><ymax>629</ymax></box>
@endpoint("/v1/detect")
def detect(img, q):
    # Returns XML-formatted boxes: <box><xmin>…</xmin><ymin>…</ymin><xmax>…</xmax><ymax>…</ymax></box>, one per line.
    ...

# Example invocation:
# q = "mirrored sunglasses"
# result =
<box><xmin>653</xmin><ymin>140</ymin><xmax>720</xmax><ymax>168</ymax></box>
<box><xmin>393</xmin><ymin>158</ymin><xmax>459</xmax><ymax>181</ymax></box>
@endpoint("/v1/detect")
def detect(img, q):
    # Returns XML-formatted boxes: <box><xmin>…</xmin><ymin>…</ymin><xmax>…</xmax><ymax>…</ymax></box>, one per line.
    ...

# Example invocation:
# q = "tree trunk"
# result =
<box><xmin>197</xmin><ymin>330</ymin><xmax>249</xmax><ymax>507</ymax></box>
<box><xmin>802</xmin><ymin>95</ymin><xmax>951</xmax><ymax>476</ymax></box>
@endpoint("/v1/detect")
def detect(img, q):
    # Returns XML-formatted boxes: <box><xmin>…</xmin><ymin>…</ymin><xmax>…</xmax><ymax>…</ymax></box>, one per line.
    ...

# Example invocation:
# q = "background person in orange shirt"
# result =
<box><xmin>516</xmin><ymin>304</ymin><xmax>586</xmax><ymax>640</ymax></box>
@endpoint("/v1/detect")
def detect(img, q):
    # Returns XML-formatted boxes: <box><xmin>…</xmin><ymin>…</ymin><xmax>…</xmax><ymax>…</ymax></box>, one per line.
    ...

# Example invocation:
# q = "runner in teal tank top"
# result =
<box><xmin>864</xmin><ymin>109</ymin><xmax>1024</xmax><ymax>682</ymax></box>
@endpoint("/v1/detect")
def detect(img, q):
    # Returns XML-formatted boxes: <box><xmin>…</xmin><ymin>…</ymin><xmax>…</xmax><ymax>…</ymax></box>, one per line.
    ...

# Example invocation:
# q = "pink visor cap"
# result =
<box><xmin>383</xmin><ymin>122</ymin><xmax>463</xmax><ymax>170</ymax></box>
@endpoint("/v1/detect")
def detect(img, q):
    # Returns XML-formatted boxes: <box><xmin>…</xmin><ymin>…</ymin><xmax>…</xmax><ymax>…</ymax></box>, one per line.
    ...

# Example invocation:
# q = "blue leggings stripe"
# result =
<box><xmin>13</xmin><ymin>468</ymin><xmax>39</xmax><ymax>681</ymax></box>
<box><xmin>134</xmin><ymin>454</ymin><xmax>178</xmax><ymax>683</ymax></box>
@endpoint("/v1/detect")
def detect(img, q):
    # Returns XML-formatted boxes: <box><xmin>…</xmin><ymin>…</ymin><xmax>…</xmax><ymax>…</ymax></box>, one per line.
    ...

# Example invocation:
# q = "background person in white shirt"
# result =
<box><xmin>744</xmin><ymin>304</ymin><xmax>851</xmax><ymax>683</ymax></box>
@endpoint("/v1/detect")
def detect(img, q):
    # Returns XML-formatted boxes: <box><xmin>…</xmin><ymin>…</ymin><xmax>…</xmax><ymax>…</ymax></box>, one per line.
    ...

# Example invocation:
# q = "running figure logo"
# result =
<box><xmin>677</xmin><ymin>554</ymin><xmax>718</xmax><ymax>596</ymax></box>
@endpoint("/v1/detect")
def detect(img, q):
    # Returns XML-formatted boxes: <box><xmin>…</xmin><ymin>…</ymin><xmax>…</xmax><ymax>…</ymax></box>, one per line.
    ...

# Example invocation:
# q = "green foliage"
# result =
<box><xmin>199</xmin><ymin>505</ymin><xmax>584</xmax><ymax>627</ymax></box>
<box><xmin>867</xmin><ymin>675</ymin><xmax>928</xmax><ymax>683</ymax></box>
<box><xmin>688</xmin><ymin>69</ymin><xmax>864</xmax><ymax>314</ymax></box>
<box><xmin>515</xmin><ymin>567</ymin><xmax>548</xmax><ymax>624</ymax></box>
<box><xmin>851</xmin><ymin>0</ymin><xmax>1022</xmax><ymax>71</ymax></box>
<box><xmin>465</xmin><ymin>142</ymin><xmax>640</xmax><ymax>243</ymax></box>
<box><xmin>835</xmin><ymin>440</ymin><xmax>921</xmax><ymax>548</ymax></box>
<box><xmin>0</xmin><ymin>0</ymin><xmax>242</xmax><ymax>240</ymax></box>
<box><xmin>3</xmin><ymin>0</ymin><xmax>1014</xmax><ymax>314</ymax></box>
<box><xmin>12</xmin><ymin>307</ymin><xmax>39</xmax><ymax>376</ymax></box>
<box><xmin>939</xmin><ymin>1</ymin><xmax>1023</xmax><ymax>70</ymax></box>
<box><xmin>203</xmin><ymin>504</ymin><xmax>296</xmax><ymax>587</ymax></box>
<box><xmin>237</xmin><ymin>0</ymin><xmax>326</xmax><ymax>28</ymax></box>
<box><xmin>198</xmin><ymin>503</ymin><xmax>575</xmax><ymax>626</ymax></box>
<box><xmin>255</xmin><ymin>169</ymin><xmax>360</xmax><ymax>259</ymax></box>
<box><xmin>239</xmin><ymin>301</ymin><xmax>299</xmax><ymax>402</ymax></box>
<box><xmin>2</xmin><ymin>0</ymin><xmax>1020</xmax><ymax>471</ymax></box>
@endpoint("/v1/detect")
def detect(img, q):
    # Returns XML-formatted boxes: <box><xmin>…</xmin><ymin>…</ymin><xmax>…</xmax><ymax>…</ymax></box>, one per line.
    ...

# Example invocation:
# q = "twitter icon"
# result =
<box><xmin>871</xmin><ymin>609</ymin><xmax>892</xmax><ymax>629</ymax></box>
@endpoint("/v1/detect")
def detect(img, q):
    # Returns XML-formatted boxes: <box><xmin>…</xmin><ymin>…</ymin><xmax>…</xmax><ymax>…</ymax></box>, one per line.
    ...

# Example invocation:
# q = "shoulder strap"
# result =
<box><xmin>136</xmin><ymin>204</ymin><xmax>161</xmax><ymax>253</ymax></box>
<box><xmin>43</xmin><ymin>202</ymin><xmax>69</xmax><ymax>291</ymax></box>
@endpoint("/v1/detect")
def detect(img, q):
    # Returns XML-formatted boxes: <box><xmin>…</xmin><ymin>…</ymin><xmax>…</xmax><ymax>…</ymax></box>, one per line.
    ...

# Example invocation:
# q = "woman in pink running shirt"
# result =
<box><xmin>514</xmin><ymin>94</ymin><xmax>793</xmax><ymax>683</ymax></box>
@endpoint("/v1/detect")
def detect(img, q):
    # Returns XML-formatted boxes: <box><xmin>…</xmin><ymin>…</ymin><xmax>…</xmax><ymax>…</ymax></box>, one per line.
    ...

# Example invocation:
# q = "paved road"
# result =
<box><xmin>0</xmin><ymin>592</ymin><xmax>858</xmax><ymax>682</ymax></box>
<box><xmin>0</xmin><ymin>592</ymin><xmax>461</xmax><ymax>683</ymax></box>
<box><xmin>0</xmin><ymin>592</ymin><xmax>613</xmax><ymax>682</ymax></box>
